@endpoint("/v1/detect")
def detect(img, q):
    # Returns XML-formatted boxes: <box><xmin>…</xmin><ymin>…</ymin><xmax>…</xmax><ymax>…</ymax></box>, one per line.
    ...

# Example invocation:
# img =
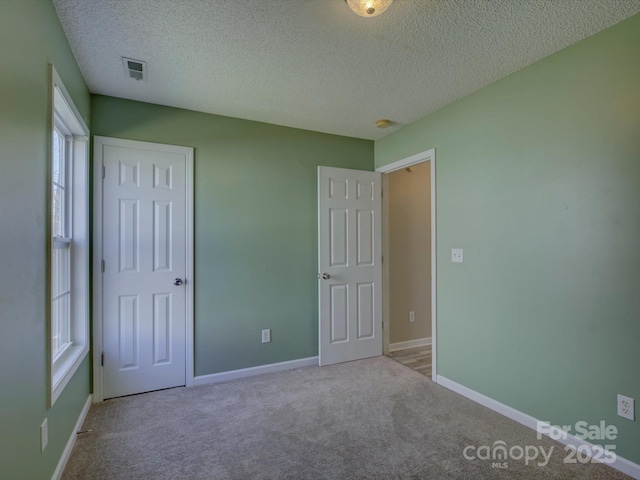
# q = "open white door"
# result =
<box><xmin>318</xmin><ymin>167</ymin><xmax>382</xmax><ymax>366</ymax></box>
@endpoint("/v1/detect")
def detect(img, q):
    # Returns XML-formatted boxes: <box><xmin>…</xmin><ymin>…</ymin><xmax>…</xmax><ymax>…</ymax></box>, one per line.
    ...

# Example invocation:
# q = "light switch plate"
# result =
<box><xmin>452</xmin><ymin>248</ymin><xmax>464</xmax><ymax>263</ymax></box>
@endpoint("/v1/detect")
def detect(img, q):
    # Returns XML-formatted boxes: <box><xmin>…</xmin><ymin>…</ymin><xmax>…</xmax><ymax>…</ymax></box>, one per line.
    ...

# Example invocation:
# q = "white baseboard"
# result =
<box><xmin>389</xmin><ymin>337</ymin><xmax>432</xmax><ymax>352</ymax></box>
<box><xmin>193</xmin><ymin>356</ymin><xmax>318</xmax><ymax>386</ymax></box>
<box><xmin>436</xmin><ymin>375</ymin><xmax>640</xmax><ymax>480</ymax></box>
<box><xmin>51</xmin><ymin>394</ymin><xmax>92</xmax><ymax>480</ymax></box>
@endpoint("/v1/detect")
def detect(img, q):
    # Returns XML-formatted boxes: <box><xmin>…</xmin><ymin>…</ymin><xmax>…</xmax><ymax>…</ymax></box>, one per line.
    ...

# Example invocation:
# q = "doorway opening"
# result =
<box><xmin>377</xmin><ymin>149</ymin><xmax>436</xmax><ymax>381</ymax></box>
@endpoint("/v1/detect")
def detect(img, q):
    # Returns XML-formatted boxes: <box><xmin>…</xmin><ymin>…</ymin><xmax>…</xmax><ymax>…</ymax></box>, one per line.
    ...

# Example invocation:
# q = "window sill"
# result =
<box><xmin>51</xmin><ymin>343</ymin><xmax>89</xmax><ymax>406</ymax></box>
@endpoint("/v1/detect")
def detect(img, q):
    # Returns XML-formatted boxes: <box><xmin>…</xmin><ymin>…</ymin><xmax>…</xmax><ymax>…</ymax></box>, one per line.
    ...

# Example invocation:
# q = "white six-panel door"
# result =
<box><xmin>98</xmin><ymin>137</ymin><xmax>192</xmax><ymax>399</ymax></box>
<box><xmin>318</xmin><ymin>167</ymin><xmax>382</xmax><ymax>366</ymax></box>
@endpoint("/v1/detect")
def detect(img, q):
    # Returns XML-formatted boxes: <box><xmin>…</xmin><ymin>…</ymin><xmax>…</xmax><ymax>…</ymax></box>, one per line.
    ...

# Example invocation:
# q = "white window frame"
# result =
<box><xmin>52</xmin><ymin>122</ymin><xmax>73</xmax><ymax>361</ymax></box>
<box><xmin>48</xmin><ymin>65</ymin><xmax>90</xmax><ymax>406</ymax></box>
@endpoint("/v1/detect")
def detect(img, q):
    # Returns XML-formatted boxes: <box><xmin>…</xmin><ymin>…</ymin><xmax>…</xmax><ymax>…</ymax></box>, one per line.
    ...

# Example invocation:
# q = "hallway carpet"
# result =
<box><xmin>63</xmin><ymin>357</ymin><xmax>629</xmax><ymax>479</ymax></box>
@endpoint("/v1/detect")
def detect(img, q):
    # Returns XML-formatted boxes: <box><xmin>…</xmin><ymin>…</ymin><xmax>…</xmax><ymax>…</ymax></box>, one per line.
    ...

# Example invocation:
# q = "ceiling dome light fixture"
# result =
<box><xmin>376</xmin><ymin>119</ymin><xmax>392</xmax><ymax>128</ymax></box>
<box><xmin>346</xmin><ymin>0</ymin><xmax>393</xmax><ymax>17</ymax></box>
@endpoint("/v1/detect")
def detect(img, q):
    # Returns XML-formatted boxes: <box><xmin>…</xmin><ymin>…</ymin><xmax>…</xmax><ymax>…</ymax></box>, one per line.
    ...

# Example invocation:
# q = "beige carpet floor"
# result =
<box><xmin>63</xmin><ymin>356</ymin><xmax>629</xmax><ymax>479</ymax></box>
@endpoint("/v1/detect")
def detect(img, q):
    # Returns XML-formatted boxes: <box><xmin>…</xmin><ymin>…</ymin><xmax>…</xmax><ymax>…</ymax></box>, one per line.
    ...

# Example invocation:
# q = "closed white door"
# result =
<box><xmin>318</xmin><ymin>167</ymin><xmax>382</xmax><ymax>366</ymax></box>
<box><xmin>99</xmin><ymin>137</ymin><xmax>192</xmax><ymax>399</ymax></box>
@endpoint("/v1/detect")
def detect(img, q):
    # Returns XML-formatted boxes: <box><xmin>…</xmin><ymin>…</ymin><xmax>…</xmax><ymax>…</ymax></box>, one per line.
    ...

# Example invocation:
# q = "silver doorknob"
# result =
<box><xmin>321</xmin><ymin>273</ymin><xmax>330</xmax><ymax>280</ymax></box>
<box><xmin>174</xmin><ymin>278</ymin><xmax>184</xmax><ymax>286</ymax></box>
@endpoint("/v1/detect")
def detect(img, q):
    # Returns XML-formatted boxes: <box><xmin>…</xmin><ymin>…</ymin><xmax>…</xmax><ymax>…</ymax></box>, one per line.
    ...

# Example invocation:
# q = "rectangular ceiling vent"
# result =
<box><xmin>122</xmin><ymin>57</ymin><xmax>147</xmax><ymax>81</ymax></box>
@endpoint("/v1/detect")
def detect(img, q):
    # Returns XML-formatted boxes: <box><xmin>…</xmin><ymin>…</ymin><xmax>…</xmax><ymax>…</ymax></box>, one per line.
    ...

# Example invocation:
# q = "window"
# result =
<box><xmin>49</xmin><ymin>66</ymin><xmax>90</xmax><ymax>406</ymax></box>
<box><xmin>52</xmin><ymin>124</ymin><xmax>72</xmax><ymax>359</ymax></box>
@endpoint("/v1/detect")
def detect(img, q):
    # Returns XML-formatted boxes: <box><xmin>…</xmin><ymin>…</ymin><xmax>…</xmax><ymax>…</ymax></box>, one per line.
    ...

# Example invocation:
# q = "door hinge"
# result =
<box><xmin>101</xmin><ymin>353</ymin><xmax>104</xmax><ymax>366</ymax></box>
<box><xmin>101</xmin><ymin>260</ymin><xmax>105</xmax><ymax>272</ymax></box>
<box><xmin>381</xmin><ymin>255</ymin><xmax>384</xmax><ymax>264</ymax></box>
<box><xmin>101</xmin><ymin>165</ymin><xmax>105</xmax><ymax>179</ymax></box>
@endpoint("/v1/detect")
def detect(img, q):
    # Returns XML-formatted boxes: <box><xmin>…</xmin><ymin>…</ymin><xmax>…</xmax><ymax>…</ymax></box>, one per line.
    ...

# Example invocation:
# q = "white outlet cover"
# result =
<box><xmin>262</xmin><ymin>329</ymin><xmax>271</xmax><ymax>343</ymax></box>
<box><xmin>41</xmin><ymin>418</ymin><xmax>48</xmax><ymax>452</ymax></box>
<box><xmin>409</xmin><ymin>311</ymin><xmax>415</xmax><ymax>323</ymax></box>
<box><xmin>617</xmin><ymin>394</ymin><xmax>635</xmax><ymax>421</ymax></box>
<box><xmin>452</xmin><ymin>248</ymin><xmax>464</xmax><ymax>263</ymax></box>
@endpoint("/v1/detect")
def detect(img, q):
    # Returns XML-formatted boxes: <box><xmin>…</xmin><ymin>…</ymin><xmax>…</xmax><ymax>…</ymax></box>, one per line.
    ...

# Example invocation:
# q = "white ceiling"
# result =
<box><xmin>53</xmin><ymin>0</ymin><xmax>640</xmax><ymax>140</ymax></box>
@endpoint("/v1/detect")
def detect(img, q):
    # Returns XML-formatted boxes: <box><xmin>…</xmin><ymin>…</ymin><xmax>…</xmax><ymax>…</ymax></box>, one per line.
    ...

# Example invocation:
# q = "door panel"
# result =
<box><xmin>153</xmin><ymin>293</ymin><xmax>171</xmax><ymax>365</ymax></box>
<box><xmin>118</xmin><ymin>295</ymin><xmax>138</xmax><ymax>369</ymax></box>
<box><xmin>318</xmin><ymin>167</ymin><xmax>382</xmax><ymax>366</ymax></box>
<box><xmin>330</xmin><ymin>209</ymin><xmax>348</xmax><ymax>266</ymax></box>
<box><xmin>357</xmin><ymin>282</ymin><xmax>374</xmax><ymax>339</ymax></box>
<box><xmin>101</xmin><ymin>140</ymin><xmax>190</xmax><ymax>399</ymax></box>
<box><xmin>153</xmin><ymin>201</ymin><xmax>172</xmax><ymax>272</ymax></box>
<box><xmin>330</xmin><ymin>284</ymin><xmax>349</xmax><ymax>343</ymax></box>
<box><xmin>357</xmin><ymin>209</ymin><xmax>374</xmax><ymax>265</ymax></box>
<box><xmin>119</xmin><ymin>199</ymin><xmax>139</xmax><ymax>272</ymax></box>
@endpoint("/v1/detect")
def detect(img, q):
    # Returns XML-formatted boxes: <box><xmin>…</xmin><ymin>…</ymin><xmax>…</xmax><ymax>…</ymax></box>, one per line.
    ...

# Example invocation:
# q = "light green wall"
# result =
<box><xmin>0</xmin><ymin>1</ymin><xmax>91</xmax><ymax>479</ymax></box>
<box><xmin>90</xmin><ymin>95</ymin><xmax>374</xmax><ymax>376</ymax></box>
<box><xmin>376</xmin><ymin>14</ymin><xmax>640</xmax><ymax>464</ymax></box>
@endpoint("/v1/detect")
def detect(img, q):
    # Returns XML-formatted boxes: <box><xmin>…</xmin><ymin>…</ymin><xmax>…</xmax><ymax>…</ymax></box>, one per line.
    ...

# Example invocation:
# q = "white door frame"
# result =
<box><xmin>376</xmin><ymin>149</ymin><xmax>437</xmax><ymax>382</ymax></box>
<box><xmin>92</xmin><ymin>136</ymin><xmax>195</xmax><ymax>402</ymax></box>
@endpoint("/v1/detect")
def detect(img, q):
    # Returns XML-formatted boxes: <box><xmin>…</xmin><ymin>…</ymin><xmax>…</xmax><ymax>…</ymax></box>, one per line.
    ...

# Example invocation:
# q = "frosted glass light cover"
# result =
<box><xmin>346</xmin><ymin>0</ymin><xmax>393</xmax><ymax>17</ymax></box>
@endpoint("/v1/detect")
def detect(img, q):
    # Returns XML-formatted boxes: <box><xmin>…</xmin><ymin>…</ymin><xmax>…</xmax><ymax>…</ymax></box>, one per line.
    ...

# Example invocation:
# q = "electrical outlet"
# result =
<box><xmin>451</xmin><ymin>248</ymin><xmax>463</xmax><ymax>263</ymax></box>
<box><xmin>617</xmin><ymin>394</ymin><xmax>635</xmax><ymax>421</ymax></box>
<box><xmin>409</xmin><ymin>311</ymin><xmax>415</xmax><ymax>323</ymax></box>
<box><xmin>41</xmin><ymin>419</ymin><xmax>48</xmax><ymax>452</ymax></box>
<box><xmin>261</xmin><ymin>329</ymin><xmax>271</xmax><ymax>344</ymax></box>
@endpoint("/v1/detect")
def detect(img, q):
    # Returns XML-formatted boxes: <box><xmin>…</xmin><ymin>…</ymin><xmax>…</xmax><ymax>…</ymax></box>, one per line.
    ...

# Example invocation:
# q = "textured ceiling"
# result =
<box><xmin>52</xmin><ymin>0</ymin><xmax>640</xmax><ymax>140</ymax></box>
